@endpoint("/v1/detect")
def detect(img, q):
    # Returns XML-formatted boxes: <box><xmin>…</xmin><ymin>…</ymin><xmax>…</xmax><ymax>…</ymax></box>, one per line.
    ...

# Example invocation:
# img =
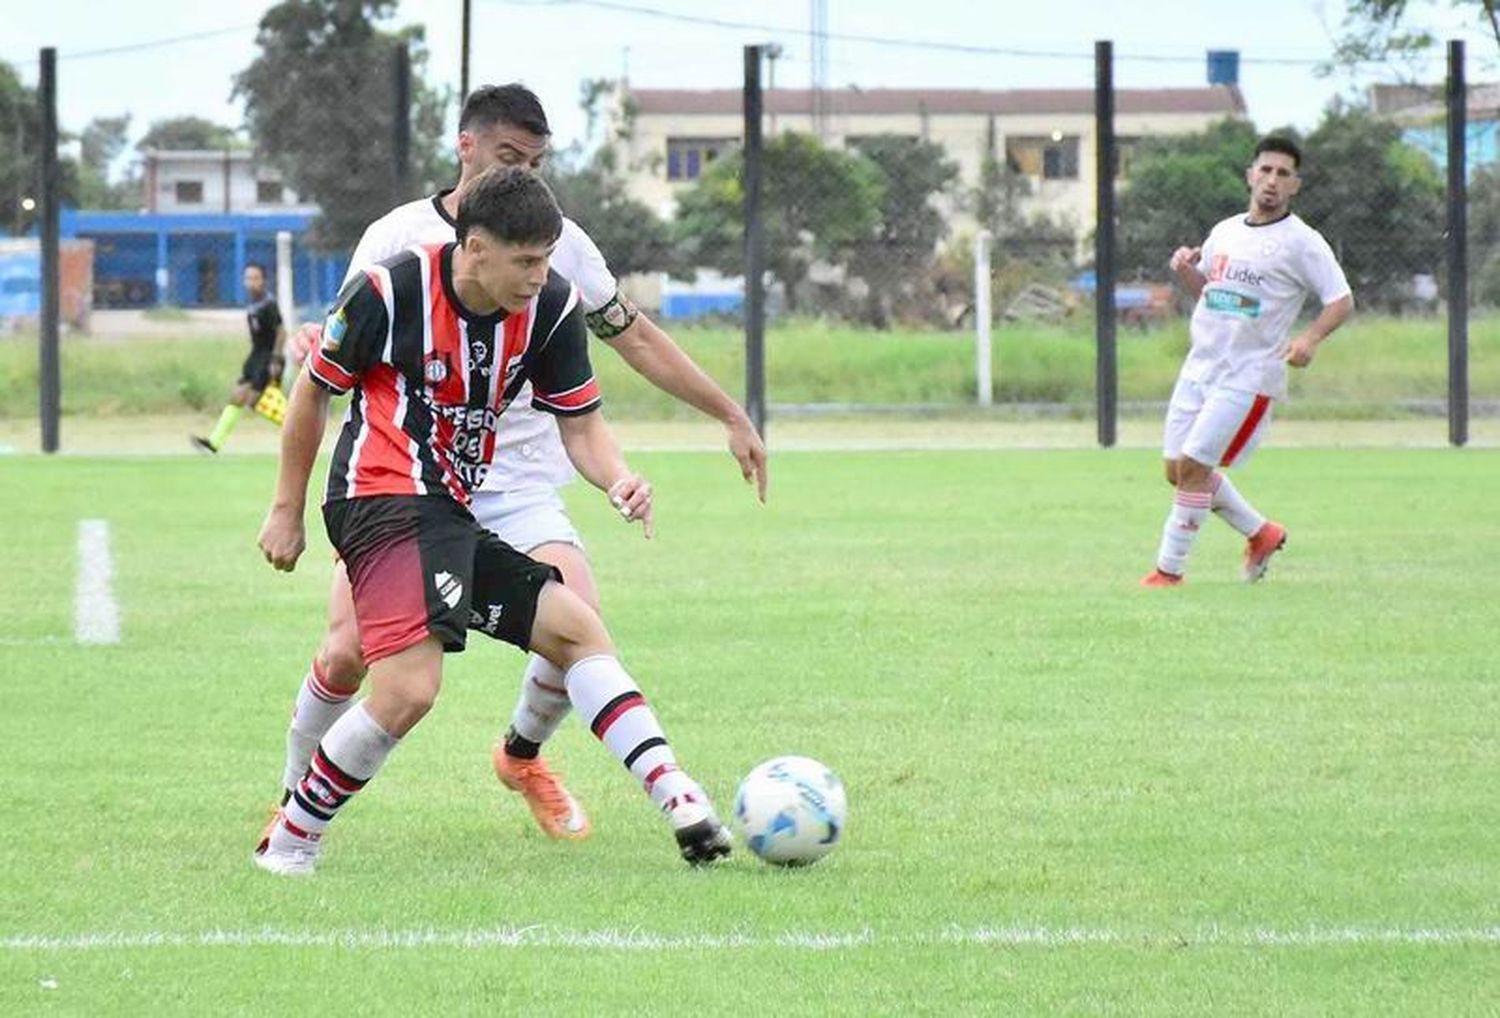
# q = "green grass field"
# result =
<box><xmin>1</xmin><ymin>449</ymin><xmax>1498</xmax><ymax>1015</ymax></box>
<box><xmin>3</xmin><ymin>314</ymin><xmax>1499</xmax><ymax>421</ymax></box>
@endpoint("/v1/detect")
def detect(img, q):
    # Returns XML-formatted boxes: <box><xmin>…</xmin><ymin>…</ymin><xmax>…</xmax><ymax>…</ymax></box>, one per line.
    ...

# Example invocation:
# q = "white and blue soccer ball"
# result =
<box><xmin>732</xmin><ymin>756</ymin><xmax>847</xmax><ymax>866</ymax></box>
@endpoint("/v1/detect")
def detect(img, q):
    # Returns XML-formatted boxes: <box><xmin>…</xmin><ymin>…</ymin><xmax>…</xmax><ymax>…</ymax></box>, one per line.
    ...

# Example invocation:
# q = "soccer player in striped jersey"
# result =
<box><xmin>1144</xmin><ymin>136</ymin><xmax>1353</xmax><ymax>587</ymax></box>
<box><xmin>278</xmin><ymin>84</ymin><xmax>763</xmax><ymax>842</ymax></box>
<box><xmin>255</xmin><ymin>167</ymin><xmax>731</xmax><ymax>875</ymax></box>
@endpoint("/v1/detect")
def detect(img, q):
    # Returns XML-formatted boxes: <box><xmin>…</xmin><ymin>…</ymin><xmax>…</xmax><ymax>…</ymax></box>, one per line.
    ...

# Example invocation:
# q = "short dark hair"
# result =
<box><xmin>1253</xmin><ymin>135</ymin><xmax>1302</xmax><ymax>169</ymax></box>
<box><xmin>459</xmin><ymin>83</ymin><xmax>550</xmax><ymax>137</ymax></box>
<box><xmin>456</xmin><ymin>165</ymin><xmax>562</xmax><ymax>246</ymax></box>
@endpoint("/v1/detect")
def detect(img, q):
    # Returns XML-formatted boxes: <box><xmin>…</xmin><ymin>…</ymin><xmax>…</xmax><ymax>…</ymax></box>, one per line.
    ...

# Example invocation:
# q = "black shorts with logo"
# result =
<box><xmin>240</xmin><ymin>348</ymin><xmax>275</xmax><ymax>390</ymax></box>
<box><xmin>322</xmin><ymin>494</ymin><xmax>561</xmax><ymax>664</ymax></box>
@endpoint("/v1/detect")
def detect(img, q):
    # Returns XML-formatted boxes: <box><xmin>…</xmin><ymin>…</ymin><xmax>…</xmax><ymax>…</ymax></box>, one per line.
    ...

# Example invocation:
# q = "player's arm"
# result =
<box><xmin>1169</xmin><ymin>243</ymin><xmax>1208</xmax><ymax>298</ymax></box>
<box><xmin>1286</xmin><ymin>293</ymin><xmax>1354</xmax><ymax>368</ymax></box>
<box><xmin>259</xmin><ymin>278</ymin><xmax>387</xmax><ymax>570</ymax></box>
<box><xmin>556</xmin><ymin>408</ymin><xmax>653</xmax><ymax>539</ymax></box>
<box><xmin>258</xmin><ymin>370</ymin><xmax>331</xmax><ymax>571</ymax></box>
<box><xmin>597</xmin><ymin>303</ymin><xmax>767</xmax><ymax>502</ymax></box>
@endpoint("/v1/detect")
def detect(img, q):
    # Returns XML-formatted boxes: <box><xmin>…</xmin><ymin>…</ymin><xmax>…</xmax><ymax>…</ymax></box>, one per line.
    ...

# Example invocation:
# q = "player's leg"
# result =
<box><xmin>256</xmin><ymin>496</ymin><xmax>474</xmax><ymax>875</ymax></box>
<box><xmin>258</xmin><ymin>636</ymin><xmax>438</xmax><ymax>875</ymax></box>
<box><xmin>279</xmin><ymin>561</ymin><xmax>367</xmax><ymax>798</ymax></box>
<box><xmin>470</xmin><ymin>538</ymin><xmax>730</xmax><ymax>865</ymax></box>
<box><xmin>1144</xmin><ymin>376</ymin><xmax>1203</xmax><ymax>585</ymax></box>
<box><xmin>472</xmin><ymin>488</ymin><xmax>594</xmax><ymax>838</ymax></box>
<box><xmin>193</xmin><ymin>356</ymin><xmax>263</xmax><ymax>453</ymax></box>
<box><xmin>1209</xmin><ymin>393</ymin><xmax>1286</xmax><ymax>581</ymax></box>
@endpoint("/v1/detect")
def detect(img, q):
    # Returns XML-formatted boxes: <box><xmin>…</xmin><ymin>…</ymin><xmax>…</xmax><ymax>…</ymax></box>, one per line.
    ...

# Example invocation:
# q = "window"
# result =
<box><xmin>666</xmin><ymin>137</ymin><xmax>736</xmax><ymax>181</ymax></box>
<box><xmin>256</xmin><ymin>180</ymin><xmax>284</xmax><ymax>205</ymax></box>
<box><xmin>174</xmin><ymin>180</ymin><xmax>204</xmax><ymax>204</ymax></box>
<box><xmin>1005</xmin><ymin>135</ymin><xmax>1080</xmax><ymax>180</ymax></box>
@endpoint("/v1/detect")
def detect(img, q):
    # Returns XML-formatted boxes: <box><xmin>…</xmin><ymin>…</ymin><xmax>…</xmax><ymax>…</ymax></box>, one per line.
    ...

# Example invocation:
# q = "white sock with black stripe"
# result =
<box><xmin>502</xmin><ymin>655</ymin><xmax>572</xmax><ymax>758</ymax></box>
<box><xmin>564</xmin><ymin>655</ymin><xmax>701</xmax><ymax>812</ymax></box>
<box><xmin>282</xmin><ymin>657</ymin><xmax>358</xmax><ymax>794</ymax></box>
<box><xmin>271</xmin><ymin>702</ymin><xmax>399</xmax><ymax>851</ymax></box>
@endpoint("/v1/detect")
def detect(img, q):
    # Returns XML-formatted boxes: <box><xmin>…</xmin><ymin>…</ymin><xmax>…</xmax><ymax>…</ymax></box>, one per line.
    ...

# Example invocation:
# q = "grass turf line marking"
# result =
<box><xmin>3</xmin><ymin>926</ymin><xmax>1499</xmax><ymax>952</ymax></box>
<box><xmin>74</xmin><ymin>519</ymin><xmax>120</xmax><ymax>646</ymax></box>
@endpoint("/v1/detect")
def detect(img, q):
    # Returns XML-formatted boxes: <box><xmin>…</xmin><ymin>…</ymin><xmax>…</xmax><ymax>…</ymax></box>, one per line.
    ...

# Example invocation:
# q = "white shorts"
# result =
<box><xmin>469</xmin><ymin>486</ymin><xmax>583</xmax><ymax>554</ymax></box>
<box><xmin>1162</xmin><ymin>377</ymin><xmax>1274</xmax><ymax>469</ymax></box>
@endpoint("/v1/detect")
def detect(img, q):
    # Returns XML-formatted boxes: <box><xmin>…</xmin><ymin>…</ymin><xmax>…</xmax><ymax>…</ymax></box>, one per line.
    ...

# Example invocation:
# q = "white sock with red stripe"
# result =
<box><xmin>564</xmin><ymin>655</ymin><xmax>701</xmax><ymax>812</ymax></box>
<box><xmin>1156</xmin><ymin>489</ymin><xmax>1212</xmax><ymax>577</ymax></box>
<box><xmin>505</xmin><ymin>655</ymin><xmax>572</xmax><ymax>750</ymax></box>
<box><xmin>282</xmin><ymin>658</ymin><xmax>358</xmax><ymax>794</ymax></box>
<box><xmin>1210</xmin><ymin>472</ymin><xmax>1265</xmax><ymax>538</ymax></box>
<box><xmin>271</xmin><ymin>702</ymin><xmax>399</xmax><ymax>851</ymax></box>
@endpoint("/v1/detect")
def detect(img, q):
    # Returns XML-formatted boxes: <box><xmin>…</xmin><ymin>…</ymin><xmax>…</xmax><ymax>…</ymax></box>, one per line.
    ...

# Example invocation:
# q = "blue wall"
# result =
<box><xmin>60</xmin><ymin>210</ymin><xmax>349</xmax><ymax>312</ymax></box>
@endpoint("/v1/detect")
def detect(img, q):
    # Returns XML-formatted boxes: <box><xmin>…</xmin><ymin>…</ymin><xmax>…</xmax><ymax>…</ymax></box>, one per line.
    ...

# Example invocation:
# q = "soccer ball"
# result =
<box><xmin>732</xmin><ymin>756</ymin><xmax>847</xmax><ymax>866</ymax></box>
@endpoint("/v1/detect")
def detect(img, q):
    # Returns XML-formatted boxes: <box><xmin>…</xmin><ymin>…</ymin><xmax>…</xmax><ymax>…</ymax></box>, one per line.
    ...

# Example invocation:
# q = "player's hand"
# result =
<box><xmin>1285</xmin><ymin>332</ymin><xmax>1319</xmax><ymax>368</ymax></box>
<box><xmin>289</xmin><ymin>322</ymin><xmax>322</xmax><ymax>365</ymax></box>
<box><xmin>726</xmin><ymin>415</ymin><xmax>768</xmax><ymax>503</ymax></box>
<box><xmin>258</xmin><ymin>504</ymin><xmax>306</xmax><ymax>571</ymax></box>
<box><xmin>607</xmin><ymin>475</ymin><xmax>654</xmax><ymax>540</ymax></box>
<box><xmin>1169</xmin><ymin>246</ymin><xmax>1202</xmax><ymax>274</ymax></box>
<box><xmin>268</xmin><ymin>354</ymin><xmax>286</xmax><ymax>381</ymax></box>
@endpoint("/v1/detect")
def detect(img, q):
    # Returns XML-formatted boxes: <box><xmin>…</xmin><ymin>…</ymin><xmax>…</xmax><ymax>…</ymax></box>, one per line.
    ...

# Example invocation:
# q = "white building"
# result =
<box><xmin>613</xmin><ymin>85</ymin><xmax>1247</xmax><ymax>235</ymax></box>
<box><xmin>142</xmin><ymin>149</ymin><xmax>315</xmax><ymax>215</ymax></box>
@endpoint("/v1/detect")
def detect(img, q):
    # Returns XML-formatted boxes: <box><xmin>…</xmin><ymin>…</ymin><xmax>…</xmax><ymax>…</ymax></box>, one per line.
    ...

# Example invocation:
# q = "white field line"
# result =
<box><xmin>3</xmin><ymin>925</ymin><xmax>1499</xmax><ymax>952</ymax></box>
<box><xmin>74</xmin><ymin>519</ymin><xmax>120</xmax><ymax>646</ymax></box>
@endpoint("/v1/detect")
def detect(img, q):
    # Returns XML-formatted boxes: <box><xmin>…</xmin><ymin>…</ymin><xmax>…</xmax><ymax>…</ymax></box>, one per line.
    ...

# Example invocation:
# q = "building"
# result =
<box><xmin>612</xmin><ymin>85</ymin><xmax>1247</xmax><ymax>233</ymax></box>
<box><xmin>1371</xmin><ymin>82</ymin><xmax>1500</xmax><ymax>175</ymax></box>
<box><xmin>59</xmin><ymin>150</ymin><xmax>345</xmax><ymax>310</ymax></box>
<box><xmin>142</xmin><ymin>149</ymin><xmax>314</xmax><ymax>215</ymax></box>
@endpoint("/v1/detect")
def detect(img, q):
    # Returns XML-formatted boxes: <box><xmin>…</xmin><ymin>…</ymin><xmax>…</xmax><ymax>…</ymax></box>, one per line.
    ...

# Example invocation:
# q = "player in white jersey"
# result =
<box><xmin>1142</xmin><ymin>136</ymin><xmax>1353</xmax><ymax>587</ymax></box>
<box><xmin>271</xmin><ymin>84</ymin><xmax>767</xmax><ymax>842</ymax></box>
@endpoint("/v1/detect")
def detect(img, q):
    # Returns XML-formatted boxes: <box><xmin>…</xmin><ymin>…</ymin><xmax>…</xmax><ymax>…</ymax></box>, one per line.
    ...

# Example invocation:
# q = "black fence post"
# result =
<box><xmin>39</xmin><ymin>47</ymin><xmax>60</xmax><ymax>455</ymax></box>
<box><xmin>743</xmin><ymin>44</ymin><xmax>767</xmax><ymax>439</ymax></box>
<box><xmin>392</xmin><ymin>42</ymin><xmax>412</xmax><ymax>201</ymax></box>
<box><xmin>1094</xmin><ymin>39</ymin><xmax>1117</xmax><ymax>449</ymax></box>
<box><xmin>1447</xmin><ymin>39</ymin><xmax>1469</xmax><ymax>448</ymax></box>
<box><xmin>461</xmin><ymin>0</ymin><xmax>472</xmax><ymax>101</ymax></box>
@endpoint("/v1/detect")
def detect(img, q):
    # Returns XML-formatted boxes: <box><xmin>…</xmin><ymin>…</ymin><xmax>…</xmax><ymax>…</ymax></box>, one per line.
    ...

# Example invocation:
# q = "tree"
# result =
<box><xmin>545</xmin><ymin>157</ymin><xmax>677</xmax><ymax>278</ymax></box>
<box><xmin>0</xmin><ymin>59</ymin><xmax>82</xmax><ymax>233</ymax></box>
<box><xmin>1296</xmin><ymin>102</ymin><xmax>1444</xmax><ymax>309</ymax></box>
<box><xmin>135</xmin><ymin>116</ymin><xmax>241</xmax><ymax>152</ymax></box>
<box><xmin>844</xmin><ymin>136</ymin><xmax>959</xmax><ymax>327</ymax></box>
<box><xmin>1115</xmin><ymin>118</ymin><xmax>1261</xmax><ymax>280</ymax></box>
<box><xmin>1324</xmin><ymin>1</ymin><xmax>1500</xmax><ymax>76</ymax></box>
<box><xmin>75</xmin><ymin>115</ymin><xmax>134</xmax><ymax>210</ymax></box>
<box><xmin>672</xmin><ymin>132</ymin><xmax>883</xmax><ymax>311</ymax></box>
<box><xmin>234</xmin><ymin>0</ymin><xmax>452</xmax><ymax>251</ymax></box>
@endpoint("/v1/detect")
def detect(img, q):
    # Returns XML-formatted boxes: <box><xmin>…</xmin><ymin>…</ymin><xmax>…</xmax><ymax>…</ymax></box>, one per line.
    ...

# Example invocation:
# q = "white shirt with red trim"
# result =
<box><xmin>1186</xmin><ymin>212</ymin><xmax>1350</xmax><ymax>399</ymax></box>
<box><xmin>342</xmin><ymin>192</ymin><xmax>619</xmax><ymax>491</ymax></box>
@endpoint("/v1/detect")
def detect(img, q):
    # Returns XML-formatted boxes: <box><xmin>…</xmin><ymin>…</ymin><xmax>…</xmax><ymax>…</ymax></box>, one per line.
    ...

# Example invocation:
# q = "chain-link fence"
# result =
<box><xmin>5</xmin><ymin>16</ymin><xmax>1493</xmax><ymax>447</ymax></box>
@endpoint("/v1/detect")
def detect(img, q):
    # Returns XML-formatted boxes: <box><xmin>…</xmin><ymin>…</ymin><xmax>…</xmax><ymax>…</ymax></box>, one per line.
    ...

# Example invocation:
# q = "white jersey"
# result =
<box><xmin>1184</xmin><ymin>212</ymin><xmax>1350</xmax><ymax>399</ymax></box>
<box><xmin>341</xmin><ymin>191</ymin><xmax>619</xmax><ymax>491</ymax></box>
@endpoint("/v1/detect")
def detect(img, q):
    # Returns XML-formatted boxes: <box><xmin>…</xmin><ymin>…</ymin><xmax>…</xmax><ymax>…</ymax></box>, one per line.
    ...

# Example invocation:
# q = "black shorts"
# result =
<box><xmin>322</xmin><ymin>495</ymin><xmax>561</xmax><ymax>664</ymax></box>
<box><xmin>240</xmin><ymin>348</ymin><xmax>275</xmax><ymax>390</ymax></box>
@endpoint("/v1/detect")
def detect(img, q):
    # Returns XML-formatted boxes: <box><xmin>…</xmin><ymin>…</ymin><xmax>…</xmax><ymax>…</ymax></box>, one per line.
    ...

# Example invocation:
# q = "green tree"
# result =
<box><xmin>233</xmin><ymin>0</ymin><xmax>452</xmax><ymax>251</ymax></box>
<box><xmin>1296</xmin><ymin>102</ymin><xmax>1444</xmax><ymax>309</ymax></box>
<box><xmin>1115</xmin><ymin>118</ymin><xmax>1261</xmax><ymax>280</ymax></box>
<box><xmin>844</xmin><ymin>136</ymin><xmax>959</xmax><ymax>327</ymax></box>
<box><xmin>136</xmin><ymin>116</ymin><xmax>241</xmax><ymax>152</ymax></box>
<box><xmin>546</xmin><ymin>156</ymin><xmax>676</xmax><ymax>278</ymax></box>
<box><xmin>75</xmin><ymin>115</ymin><xmax>134</xmax><ymax>210</ymax></box>
<box><xmin>1323</xmin><ymin>2</ymin><xmax>1500</xmax><ymax>75</ymax></box>
<box><xmin>0</xmin><ymin>59</ymin><xmax>82</xmax><ymax>233</ymax></box>
<box><xmin>672</xmin><ymin>132</ymin><xmax>883</xmax><ymax>311</ymax></box>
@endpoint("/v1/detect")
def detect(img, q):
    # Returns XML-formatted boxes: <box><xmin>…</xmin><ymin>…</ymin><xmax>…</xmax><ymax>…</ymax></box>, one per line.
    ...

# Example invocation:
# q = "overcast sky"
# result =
<box><xmin>7</xmin><ymin>0</ymin><xmax>1499</xmax><ymax>166</ymax></box>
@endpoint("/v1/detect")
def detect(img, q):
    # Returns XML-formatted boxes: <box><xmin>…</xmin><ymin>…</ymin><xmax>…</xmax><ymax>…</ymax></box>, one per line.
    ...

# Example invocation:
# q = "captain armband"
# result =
<box><xmin>584</xmin><ymin>291</ymin><xmax>640</xmax><ymax>339</ymax></box>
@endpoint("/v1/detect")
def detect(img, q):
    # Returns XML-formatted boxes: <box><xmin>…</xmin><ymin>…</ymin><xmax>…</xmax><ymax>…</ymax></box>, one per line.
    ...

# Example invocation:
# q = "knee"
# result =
<box><xmin>1163</xmin><ymin>461</ymin><xmax>1179</xmax><ymax>486</ymax></box>
<box><xmin>320</xmin><ymin>630</ymin><xmax>367</xmax><ymax>692</ymax></box>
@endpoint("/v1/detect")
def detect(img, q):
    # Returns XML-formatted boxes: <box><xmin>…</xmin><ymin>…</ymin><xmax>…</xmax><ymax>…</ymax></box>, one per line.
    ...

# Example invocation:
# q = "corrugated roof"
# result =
<box><xmin>628</xmin><ymin>86</ymin><xmax>1246</xmax><ymax>117</ymax></box>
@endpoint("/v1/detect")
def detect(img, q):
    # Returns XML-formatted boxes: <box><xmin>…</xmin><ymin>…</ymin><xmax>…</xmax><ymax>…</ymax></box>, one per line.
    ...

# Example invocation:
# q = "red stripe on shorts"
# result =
<box><xmin>1220</xmin><ymin>395</ymin><xmax>1271</xmax><ymax>467</ymax></box>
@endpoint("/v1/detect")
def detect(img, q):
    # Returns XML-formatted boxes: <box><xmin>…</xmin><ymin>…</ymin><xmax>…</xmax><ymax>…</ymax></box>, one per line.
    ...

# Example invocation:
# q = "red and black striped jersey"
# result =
<box><xmin>305</xmin><ymin>242</ymin><xmax>600</xmax><ymax>505</ymax></box>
